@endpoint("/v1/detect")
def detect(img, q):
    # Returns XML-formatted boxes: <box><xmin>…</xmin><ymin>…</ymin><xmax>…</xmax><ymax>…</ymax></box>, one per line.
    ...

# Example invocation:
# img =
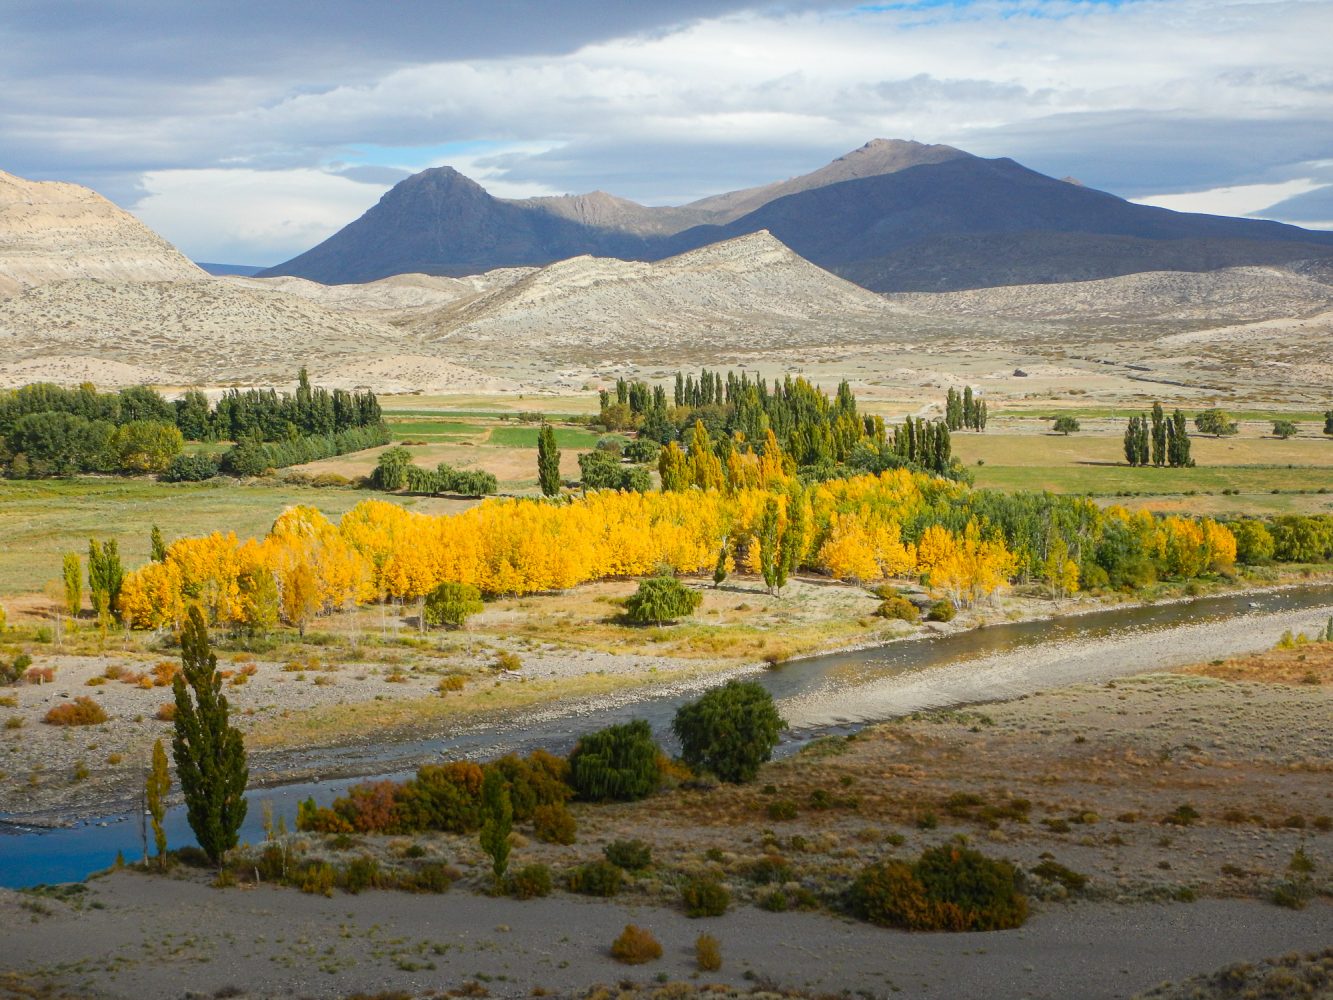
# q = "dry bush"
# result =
<box><xmin>610</xmin><ymin>924</ymin><xmax>662</xmax><ymax>965</ymax></box>
<box><xmin>532</xmin><ymin>803</ymin><xmax>577</xmax><ymax>844</ymax></box>
<box><xmin>695</xmin><ymin>934</ymin><xmax>722</xmax><ymax>971</ymax></box>
<box><xmin>25</xmin><ymin>666</ymin><xmax>55</xmax><ymax>685</ymax></box>
<box><xmin>438</xmin><ymin>675</ymin><xmax>466</xmax><ymax>694</ymax></box>
<box><xmin>151</xmin><ymin>661</ymin><xmax>179</xmax><ymax>686</ymax></box>
<box><xmin>155</xmin><ymin>702</ymin><xmax>177</xmax><ymax>722</ymax></box>
<box><xmin>43</xmin><ymin>696</ymin><xmax>108</xmax><ymax>727</ymax></box>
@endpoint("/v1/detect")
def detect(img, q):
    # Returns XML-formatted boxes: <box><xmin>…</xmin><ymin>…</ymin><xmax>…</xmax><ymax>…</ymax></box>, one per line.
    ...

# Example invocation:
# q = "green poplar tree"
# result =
<box><xmin>150</xmin><ymin>525</ymin><xmax>167</xmax><ymax>563</ymax></box>
<box><xmin>145</xmin><ymin>738</ymin><xmax>171</xmax><ymax>867</ymax></box>
<box><xmin>61</xmin><ymin>553</ymin><xmax>81</xmax><ymax>618</ymax></box>
<box><xmin>171</xmin><ymin>606</ymin><xmax>248</xmax><ymax>866</ymax></box>
<box><xmin>1150</xmin><ymin>403</ymin><xmax>1166</xmax><ymax>467</ymax></box>
<box><xmin>537</xmin><ymin>424</ymin><xmax>561</xmax><ymax>497</ymax></box>
<box><xmin>479</xmin><ymin>769</ymin><xmax>513</xmax><ymax>888</ymax></box>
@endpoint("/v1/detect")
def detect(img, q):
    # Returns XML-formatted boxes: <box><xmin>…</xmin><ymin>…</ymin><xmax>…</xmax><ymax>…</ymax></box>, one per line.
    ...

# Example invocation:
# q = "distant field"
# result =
<box><xmin>378</xmin><ymin>393</ymin><xmax>598</xmax><ymax>416</ymax></box>
<box><xmin>0</xmin><ymin>479</ymin><xmax>473</xmax><ymax>598</ymax></box>
<box><xmin>385</xmin><ymin>418</ymin><xmax>488</xmax><ymax>440</ymax></box>
<box><xmin>952</xmin><ymin>430</ymin><xmax>1333</xmax><ymax>469</ymax></box>
<box><xmin>972</xmin><ymin>463</ymin><xmax>1333</xmax><ymax>497</ymax></box>
<box><xmin>996</xmin><ymin>406</ymin><xmax>1330</xmax><ymax>423</ymax></box>
<box><xmin>487</xmin><ymin>425</ymin><xmax>604</xmax><ymax>449</ymax></box>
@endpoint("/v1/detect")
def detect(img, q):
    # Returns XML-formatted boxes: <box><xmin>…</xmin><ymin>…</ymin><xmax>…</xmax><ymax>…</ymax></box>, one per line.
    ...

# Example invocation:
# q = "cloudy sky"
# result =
<box><xmin>4</xmin><ymin>0</ymin><xmax>1330</xmax><ymax>264</ymax></box>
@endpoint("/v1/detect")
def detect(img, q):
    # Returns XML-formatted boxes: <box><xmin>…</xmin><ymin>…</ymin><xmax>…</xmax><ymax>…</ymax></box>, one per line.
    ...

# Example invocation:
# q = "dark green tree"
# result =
<box><xmin>150</xmin><ymin>525</ymin><xmax>167</xmax><ymax>563</ymax></box>
<box><xmin>712</xmin><ymin>543</ymin><xmax>728</xmax><ymax>588</ymax></box>
<box><xmin>87</xmin><ymin>538</ymin><xmax>124</xmax><ymax>624</ymax></box>
<box><xmin>1169</xmin><ymin>410</ymin><xmax>1192</xmax><ymax>467</ymax></box>
<box><xmin>672</xmin><ymin>680</ymin><xmax>785</xmax><ymax>783</ymax></box>
<box><xmin>1150</xmin><ymin>403</ymin><xmax>1167</xmax><ymax>467</ymax></box>
<box><xmin>624</xmin><ymin>576</ymin><xmax>701</xmax><ymax>625</ymax></box>
<box><xmin>478</xmin><ymin>768</ymin><xmax>513</xmax><ymax>888</ymax></box>
<box><xmin>1052</xmin><ymin>416</ymin><xmax>1079</xmax><ymax>435</ymax></box>
<box><xmin>537</xmin><ymin>424</ymin><xmax>561</xmax><ymax>497</ymax></box>
<box><xmin>171</xmin><ymin>606</ymin><xmax>248</xmax><ymax>865</ymax></box>
<box><xmin>1195</xmin><ymin>409</ymin><xmax>1237</xmax><ymax>437</ymax></box>
<box><xmin>568</xmin><ymin>719</ymin><xmax>661</xmax><ymax>801</ymax></box>
<box><xmin>1272</xmin><ymin>420</ymin><xmax>1297</xmax><ymax>439</ymax></box>
<box><xmin>1324</xmin><ymin>410</ymin><xmax>1333</xmax><ymax>436</ymax></box>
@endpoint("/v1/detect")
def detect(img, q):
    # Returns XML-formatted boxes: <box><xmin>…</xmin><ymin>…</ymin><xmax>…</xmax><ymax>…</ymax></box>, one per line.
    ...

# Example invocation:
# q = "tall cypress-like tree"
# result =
<box><xmin>479</xmin><ymin>769</ymin><xmax>512</xmax><ymax>888</ymax></box>
<box><xmin>1170</xmin><ymin>409</ymin><xmax>1192</xmax><ymax>467</ymax></box>
<box><xmin>1150</xmin><ymin>403</ymin><xmax>1167</xmax><ymax>467</ymax></box>
<box><xmin>537</xmin><ymin>424</ymin><xmax>561</xmax><ymax>497</ymax></box>
<box><xmin>150</xmin><ymin>525</ymin><xmax>167</xmax><ymax>563</ymax></box>
<box><xmin>171</xmin><ymin>606</ymin><xmax>248</xmax><ymax>865</ymax></box>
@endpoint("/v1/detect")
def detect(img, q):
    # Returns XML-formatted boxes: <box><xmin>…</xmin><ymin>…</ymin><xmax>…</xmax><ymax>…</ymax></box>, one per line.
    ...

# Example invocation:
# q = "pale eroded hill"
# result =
<box><xmin>886</xmin><ymin>266</ymin><xmax>1333</xmax><ymax>325</ymax></box>
<box><xmin>413</xmin><ymin>231</ymin><xmax>899</xmax><ymax>356</ymax></box>
<box><xmin>0</xmin><ymin>170</ymin><xmax>203</xmax><ymax>288</ymax></box>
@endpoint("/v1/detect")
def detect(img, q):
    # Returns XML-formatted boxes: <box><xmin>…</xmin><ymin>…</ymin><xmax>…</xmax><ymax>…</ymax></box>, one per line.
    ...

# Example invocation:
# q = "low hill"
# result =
<box><xmin>413</xmin><ymin>231</ymin><xmax>897</xmax><ymax>356</ymax></box>
<box><xmin>0</xmin><ymin>169</ymin><xmax>204</xmax><ymax>289</ymax></box>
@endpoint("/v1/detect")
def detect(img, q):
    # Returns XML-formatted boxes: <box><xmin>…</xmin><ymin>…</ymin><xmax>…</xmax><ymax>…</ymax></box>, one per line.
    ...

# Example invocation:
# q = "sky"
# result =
<box><xmin>3</xmin><ymin>0</ymin><xmax>1331</xmax><ymax>265</ymax></box>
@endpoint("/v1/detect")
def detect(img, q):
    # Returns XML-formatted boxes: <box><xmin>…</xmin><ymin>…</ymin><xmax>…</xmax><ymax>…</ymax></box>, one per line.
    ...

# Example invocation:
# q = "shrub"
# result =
<box><xmin>506</xmin><ymin>863</ymin><xmax>553</xmax><ymax>900</ymax></box>
<box><xmin>623</xmin><ymin>575</ymin><xmax>702</xmax><ymax>625</ymax></box>
<box><xmin>162</xmin><ymin>452</ymin><xmax>219</xmax><ymax>482</ymax></box>
<box><xmin>155</xmin><ymin>702</ymin><xmax>177</xmax><ymax>722</ymax></box>
<box><xmin>568</xmin><ymin>719</ymin><xmax>662</xmax><ymax>801</ymax></box>
<box><xmin>395</xmin><ymin>761</ymin><xmax>485</xmax><ymax>833</ymax></box>
<box><xmin>877</xmin><ymin>596</ymin><xmax>919</xmax><ymax>622</ymax></box>
<box><xmin>396</xmin><ymin>862</ymin><xmax>457</xmax><ymax>894</ymax></box>
<box><xmin>604</xmin><ymin>838</ymin><xmax>653</xmax><ymax>871</ymax></box>
<box><xmin>766</xmin><ymin>799</ymin><xmax>798</xmax><ymax>821</ymax></box>
<box><xmin>489</xmin><ymin>750</ymin><xmax>571</xmax><ymax>821</ymax></box>
<box><xmin>695</xmin><ymin>934</ymin><xmax>722</xmax><ymax>972</ymax></box>
<box><xmin>422</xmin><ymin>581</ymin><xmax>484</xmax><ymax>630</ymax></box>
<box><xmin>1162</xmin><ymin>803</ymin><xmax>1200</xmax><ymax>826</ymax></box>
<box><xmin>850</xmin><ymin>844</ymin><xmax>1028</xmax><ymax>932</ymax></box>
<box><xmin>610</xmin><ymin>925</ymin><xmax>662</xmax><ymax>965</ymax></box>
<box><xmin>568</xmin><ymin>860</ymin><xmax>623</xmax><ymax>897</ymax></box>
<box><xmin>672</xmin><ymin>680</ymin><xmax>785</xmax><ymax>783</ymax></box>
<box><xmin>43</xmin><ymin>696</ymin><xmax>108</xmax><ymax>726</ymax></box>
<box><xmin>298</xmin><ymin>861</ymin><xmax>337</xmax><ymax>897</ymax></box>
<box><xmin>338</xmin><ymin>856</ymin><xmax>385</xmax><ymax>894</ymax></box>
<box><xmin>926</xmin><ymin>600</ymin><xmax>956</xmax><ymax>622</ymax></box>
<box><xmin>493</xmin><ymin>651</ymin><xmax>522</xmax><ymax>672</ymax></box>
<box><xmin>1030</xmin><ymin>860</ymin><xmax>1088</xmax><ymax>892</ymax></box>
<box><xmin>681</xmin><ymin>876</ymin><xmax>730</xmax><ymax>917</ymax></box>
<box><xmin>532</xmin><ymin>803</ymin><xmax>577</xmax><ymax>845</ymax></box>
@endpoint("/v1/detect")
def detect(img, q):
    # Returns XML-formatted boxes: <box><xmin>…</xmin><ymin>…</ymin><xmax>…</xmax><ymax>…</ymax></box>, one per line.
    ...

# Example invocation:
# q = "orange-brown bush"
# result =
<box><xmin>25</xmin><ymin>666</ymin><xmax>55</xmax><ymax>685</ymax></box>
<box><xmin>611</xmin><ymin>924</ymin><xmax>662</xmax><ymax>965</ymax></box>
<box><xmin>151</xmin><ymin>661</ymin><xmax>180</xmax><ymax>687</ymax></box>
<box><xmin>43</xmin><ymin>696</ymin><xmax>108</xmax><ymax>727</ymax></box>
<box><xmin>532</xmin><ymin>803</ymin><xmax>577</xmax><ymax>844</ymax></box>
<box><xmin>695</xmin><ymin>934</ymin><xmax>722</xmax><ymax>971</ymax></box>
<box><xmin>155</xmin><ymin>702</ymin><xmax>177</xmax><ymax>722</ymax></box>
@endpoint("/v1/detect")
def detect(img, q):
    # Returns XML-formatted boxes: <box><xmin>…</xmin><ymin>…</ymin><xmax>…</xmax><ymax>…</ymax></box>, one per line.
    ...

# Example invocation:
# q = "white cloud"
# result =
<box><xmin>1133</xmin><ymin>179</ymin><xmax>1329</xmax><ymax>219</ymax></box>
<box><xmin>26</xmin><ymin>0</ymin><xmax>1325</xmax><ymax>258</ymax></box>
<box><xmin>133</xmin><ymin>169</ymin><xmax>391</xmax><ymax>264</ymax></box>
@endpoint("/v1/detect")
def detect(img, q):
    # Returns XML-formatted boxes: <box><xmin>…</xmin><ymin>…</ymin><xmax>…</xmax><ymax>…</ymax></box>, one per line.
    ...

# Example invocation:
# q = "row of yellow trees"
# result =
<box><xmin>118</xmin><ymin>469</ymin><xmax>1237</xmax><ymax>632</ymax></box>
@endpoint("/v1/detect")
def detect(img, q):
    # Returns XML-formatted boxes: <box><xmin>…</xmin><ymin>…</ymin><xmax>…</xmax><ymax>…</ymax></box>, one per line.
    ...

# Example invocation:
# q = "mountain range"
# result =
<box><xmin>260</xmin><ymin>140</ymin><xmax>1333</xmax><ymax>292</ymax></box>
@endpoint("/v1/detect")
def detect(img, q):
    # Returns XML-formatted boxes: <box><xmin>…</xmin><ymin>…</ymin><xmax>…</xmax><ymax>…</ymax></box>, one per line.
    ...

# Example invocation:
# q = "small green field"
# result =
<box><xmin>486</xmin><ymin>426</ymin><xmax>605</xmax><ymax>449</ymax></box>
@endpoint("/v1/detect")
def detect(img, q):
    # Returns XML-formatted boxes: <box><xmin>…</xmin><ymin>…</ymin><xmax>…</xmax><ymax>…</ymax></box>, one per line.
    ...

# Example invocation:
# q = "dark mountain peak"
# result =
<box><xmin>261</xmin><ymin>140</ymin><xmax>1333</xmax><ymax>289</ymax></box>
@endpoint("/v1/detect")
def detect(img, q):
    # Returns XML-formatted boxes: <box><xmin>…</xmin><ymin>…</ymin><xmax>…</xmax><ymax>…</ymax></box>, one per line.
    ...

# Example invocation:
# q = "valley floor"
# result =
<box><xmin>2</xmin><ymin>645</ymin><xmax>1330</xmax><ymax>1000</ymax></box>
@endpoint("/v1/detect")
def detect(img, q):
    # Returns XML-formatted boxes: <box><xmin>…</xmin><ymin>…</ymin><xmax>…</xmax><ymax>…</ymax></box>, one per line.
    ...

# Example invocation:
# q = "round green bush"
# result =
<box><xmin>506</xmin><ymin>863</ymin><xmax>553</xmax><ymax>900</ymax></box>
<box><xmin>568</xmin><ymin>719</ymin><xmax>662</xmax><ymax>802</ymax></box>
<box><xmin>422</xmin><ymin>581</ymin><xmax>484</xmax><ymax>630</ymax></box>
<box><xmin>672</xmin><ymin>680</ymin><xmax>785</xmax><ymax>783</ymax></box>
<box><xmin>877</xmin><ymin>595</ymin><xmax>919</xmax><ymax>622</ymax></box>
<box><xmin>568</xmin><ymin>860</ymin><xmax>624</xmax><ymax>897</ymax></box>
<box><xmin>925</xmin><ymin>599</ymin><xmax>956</xmax><ymax>623</ymax></box>
<box><xmin>624</xmin><ymin>575</ymin><xmax>702</xmax><ymax>625</ymax></box>
<box><xmin>604</xmin><ymin>838</ymin><xmax>653</xmax><ymax>871</ymax></box>
<box><xmin>681</xmin><ymin>876</ymin><xmax>730</xmax><ymax>917</ymax></box>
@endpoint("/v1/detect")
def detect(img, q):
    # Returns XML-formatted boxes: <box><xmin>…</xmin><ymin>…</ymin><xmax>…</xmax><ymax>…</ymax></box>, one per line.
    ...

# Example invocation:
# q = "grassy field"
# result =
<box><xmin>955</xmin><ymin>430</ymin><xmax>1333</xmax><ymax>514</ymax></box>
<box><xmin>486</xmin><ymin>425</ymin><xmax>604</xmax><ymax>449</ymax></box>
<box><xmin>995</xmin><ymin>405</ymin><xmax>1331</xmax><ymax>423</ymax></box>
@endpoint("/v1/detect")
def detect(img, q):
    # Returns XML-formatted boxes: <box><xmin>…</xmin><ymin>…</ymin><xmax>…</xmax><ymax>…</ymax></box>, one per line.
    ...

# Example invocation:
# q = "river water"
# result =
<box><xmin>4</xmin><ymin>584</ymin><xmax>1331</xmax><ymax>888</ymax></box>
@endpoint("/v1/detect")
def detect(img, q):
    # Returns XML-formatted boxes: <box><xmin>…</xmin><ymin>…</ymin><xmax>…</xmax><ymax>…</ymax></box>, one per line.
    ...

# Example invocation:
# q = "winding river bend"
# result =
<box><xmin>4</xmin><ymin>584</ymin><xmax>1332</xmax><ymax>888</ymax></box>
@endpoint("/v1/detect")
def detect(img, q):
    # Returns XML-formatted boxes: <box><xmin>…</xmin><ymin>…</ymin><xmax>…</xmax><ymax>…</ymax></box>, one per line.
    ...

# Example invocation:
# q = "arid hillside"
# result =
<box><xmin>0</xmin><ymin>169</ymin><xmax>203</xmax><ymax>288</ymax></box>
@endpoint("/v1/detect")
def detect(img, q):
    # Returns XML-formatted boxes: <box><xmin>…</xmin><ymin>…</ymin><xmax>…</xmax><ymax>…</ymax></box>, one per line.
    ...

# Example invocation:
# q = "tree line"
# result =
<box><xmin>1124</xmin><ymin>403</ymin><xmax>1193</xmax><ymax>468</ymax></box>
<box><xmin>0</xmin><ymin>369</ymin><xmax>384</xmax><ymax>480</ymax></box>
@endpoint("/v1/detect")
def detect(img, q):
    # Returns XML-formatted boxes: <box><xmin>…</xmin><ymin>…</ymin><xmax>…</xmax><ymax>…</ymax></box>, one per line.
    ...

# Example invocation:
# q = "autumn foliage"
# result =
<box><xmin>116</xmin><ymin>468</ymin><xmax>1240</xmax><ymax>633</ymax></box>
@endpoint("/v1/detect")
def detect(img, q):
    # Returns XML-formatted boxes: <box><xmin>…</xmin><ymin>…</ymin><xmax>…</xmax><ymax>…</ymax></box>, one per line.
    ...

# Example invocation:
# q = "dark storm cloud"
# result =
<box><xmin>0</xmin><ymin>1</ymin><xmax>833</xmax><ymax>81</ymax></box>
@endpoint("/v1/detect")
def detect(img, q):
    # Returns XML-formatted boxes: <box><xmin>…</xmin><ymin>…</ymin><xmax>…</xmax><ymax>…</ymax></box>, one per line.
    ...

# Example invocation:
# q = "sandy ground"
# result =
<box><xmin>1</xmin><ymin>643</ymin><xmax>1331</xmax><ymax>1000</ymax></box>
<box><xmin>0</xmin><ymin>873</ymin><xmax>1328</xmax><ymax>1000</ymax></box>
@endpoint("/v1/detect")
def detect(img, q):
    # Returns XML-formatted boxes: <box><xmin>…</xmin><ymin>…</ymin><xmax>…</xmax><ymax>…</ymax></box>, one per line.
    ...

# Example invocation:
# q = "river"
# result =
<box><xmin>3</xmin><ymin>583</ymin><xmax>1331</xmax><ymax>888</ymax></box>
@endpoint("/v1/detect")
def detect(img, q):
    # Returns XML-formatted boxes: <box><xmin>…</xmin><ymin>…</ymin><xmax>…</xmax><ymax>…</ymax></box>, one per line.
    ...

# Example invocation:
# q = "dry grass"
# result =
<box><xmin>1180</xmin><ymin>642</ymin><xmax>1333</xmax><ymax>686</ymax></box>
